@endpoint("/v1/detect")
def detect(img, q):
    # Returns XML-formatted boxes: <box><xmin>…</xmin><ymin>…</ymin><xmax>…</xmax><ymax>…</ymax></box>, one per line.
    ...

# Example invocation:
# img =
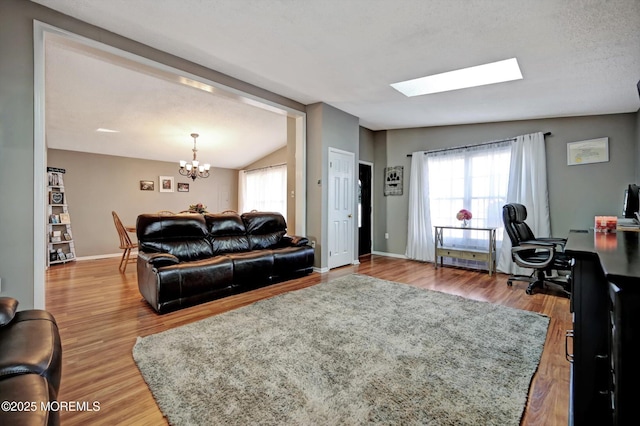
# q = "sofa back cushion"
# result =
<box><xmin>136</xmin><ymin>213</ymin><xmax>213</xmax><ymax>261</ymax></box>
<box><xmin>205</xmin><ymin>213</ymin><xmax>250</xmax><ymax>254</ymax></box>
<box><xmin>241</xmin><ymin>212</ymin><xmax>287</xmax><ymax>250</ymax></box>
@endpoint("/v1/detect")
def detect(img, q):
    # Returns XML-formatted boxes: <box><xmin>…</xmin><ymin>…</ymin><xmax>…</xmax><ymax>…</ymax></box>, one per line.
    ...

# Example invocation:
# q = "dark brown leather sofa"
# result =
<box><xmin>0</xmin><ymin>297</ymin><xmax>62</xmax><ymax>426</ymax></box>
<box><xmin>136</xmin><ymin>211</ymin><xmax>314</xmax><ymax>314</ymax></box>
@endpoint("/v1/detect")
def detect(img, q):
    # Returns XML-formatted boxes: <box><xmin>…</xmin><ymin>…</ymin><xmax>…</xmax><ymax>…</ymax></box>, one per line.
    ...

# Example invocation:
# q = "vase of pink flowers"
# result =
<box><xmin>188</xmin><ymin>203</ymin><xmax>208</xmax><ymax>214</ymax></box>
<box><xmin>456</xmin><ymin>209</ymin><xmax>472</xmax><ymax>227</ymax></box>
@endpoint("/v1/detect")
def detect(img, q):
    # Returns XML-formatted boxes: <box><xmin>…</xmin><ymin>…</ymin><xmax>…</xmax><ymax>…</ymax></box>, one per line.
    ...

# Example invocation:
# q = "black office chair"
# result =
<box><xmin>502</xmin><ymin>203</ymin><xmax>572</xmax><ymax>295</ymax></box>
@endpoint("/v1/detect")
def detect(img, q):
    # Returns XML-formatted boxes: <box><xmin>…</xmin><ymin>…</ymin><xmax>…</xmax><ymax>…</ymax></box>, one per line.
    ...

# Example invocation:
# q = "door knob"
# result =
<box><xmin>348</xmin><ymin>214</ymin><xmax>353</xmax><ymax>218</ymax></box>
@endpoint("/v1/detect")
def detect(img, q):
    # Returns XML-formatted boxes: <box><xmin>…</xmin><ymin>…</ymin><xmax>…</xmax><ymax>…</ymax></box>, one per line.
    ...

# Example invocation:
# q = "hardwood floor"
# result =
<box><xmin>46</xmin><ymin>256</ymin><xmax>570</xmax><ymax>425</ymax></box>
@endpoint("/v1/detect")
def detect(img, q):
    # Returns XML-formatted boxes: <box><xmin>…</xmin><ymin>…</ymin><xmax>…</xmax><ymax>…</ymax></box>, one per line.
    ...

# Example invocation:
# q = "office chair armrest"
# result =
<box><xmin>512</xmin><ymin>244</ymin><xmax>555</xmax><ymax>269</ymax></box>
<box><xmin>519</xmin><ymin>239</ymin><xmax>555</xmax><ymax>247</ymax></box>
<box><xmin>535</xmin><ymin>237</ymin><xmax>567</xmax><ymax>249</ymax></box>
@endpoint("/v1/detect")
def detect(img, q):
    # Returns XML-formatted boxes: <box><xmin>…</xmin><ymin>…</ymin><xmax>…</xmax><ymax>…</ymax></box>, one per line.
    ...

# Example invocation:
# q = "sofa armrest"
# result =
<box><xmin>0</xmin><ymin>297</ymin><xmax>18</xmax><ymax>326</ymax></box>
<box><xmin>282</xmin><ymin>235</ymin><xmax>310</xmax><ymax>247</ymax></box>
<box><xmin>138</xmin><ymin>251</ymin><xmax>180</xmax><ymax>268</ymax></box>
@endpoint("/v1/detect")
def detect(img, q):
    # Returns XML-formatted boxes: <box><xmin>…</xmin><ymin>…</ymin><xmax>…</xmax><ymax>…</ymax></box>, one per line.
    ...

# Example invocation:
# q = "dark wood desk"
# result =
<box><xmin>565</xmin><ymin>230</ymin><xmax>640</xmax><ymax>426</ymax></box>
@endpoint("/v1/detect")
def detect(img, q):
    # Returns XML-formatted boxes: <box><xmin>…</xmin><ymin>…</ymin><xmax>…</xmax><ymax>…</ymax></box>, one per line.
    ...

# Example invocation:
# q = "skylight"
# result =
<box><xmin>391</xmin><ymin>58</ymin><xmax>523</xmax><ymax>97</ymax></box>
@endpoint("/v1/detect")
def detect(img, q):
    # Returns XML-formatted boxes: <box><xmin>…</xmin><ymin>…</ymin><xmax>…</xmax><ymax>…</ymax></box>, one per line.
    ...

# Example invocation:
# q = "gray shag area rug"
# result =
<box><xmin>133</xmin><ymin>274</ymin><xmax>549</xmax><ymax>425</ymax></box>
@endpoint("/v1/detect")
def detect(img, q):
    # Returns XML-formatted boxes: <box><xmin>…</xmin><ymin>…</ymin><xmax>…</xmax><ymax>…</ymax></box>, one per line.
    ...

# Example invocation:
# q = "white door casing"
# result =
<box><xmin>328</xmin><ymin>148</ymin><xmax>355</xmax><ymax>269</ymax></box>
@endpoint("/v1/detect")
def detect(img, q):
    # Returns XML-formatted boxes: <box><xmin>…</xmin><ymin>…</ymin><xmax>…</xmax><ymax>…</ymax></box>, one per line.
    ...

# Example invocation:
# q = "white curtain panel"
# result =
<box><xmin>497</xmin><ymin>132</ymin><xmax>551</xmax><ymax>274</ymax></box>
<box><xmin>237</xmin><ymin>170</ymin><xmax>247</xmax><ymax>213</ymax></box>
<box><xmin>242</xmin><ymin>165</ymin><xmax>287</xmax><ymax>219</ymax></box>
<box><xmin>406</xmin><ymin>151</ymin><xmax>433</xmax><ymax>261</ymax></box>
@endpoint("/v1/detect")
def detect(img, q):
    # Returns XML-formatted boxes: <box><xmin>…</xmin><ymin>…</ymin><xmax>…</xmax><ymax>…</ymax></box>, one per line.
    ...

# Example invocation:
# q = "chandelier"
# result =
<box><xmin>179</xmin><ymin>133</ymin><xmax>210</xmax><ymax>181</ymax></box>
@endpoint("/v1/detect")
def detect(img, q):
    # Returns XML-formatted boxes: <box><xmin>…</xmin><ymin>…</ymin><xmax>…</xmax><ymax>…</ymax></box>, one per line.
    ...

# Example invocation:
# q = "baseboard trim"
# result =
<box><xmin>313</xmin><ymin>266</ymin><xmax>330</xmax><ymax>273</ymax></box>
<box><xmin>76</xmin><ymin>251</ymin><xmax>138</xmax><ymax>262</ymax></box>
<box><xmin>371</xmin><ymin>251</ymin><xmax>407</xmax><ymax>259</ymax></box>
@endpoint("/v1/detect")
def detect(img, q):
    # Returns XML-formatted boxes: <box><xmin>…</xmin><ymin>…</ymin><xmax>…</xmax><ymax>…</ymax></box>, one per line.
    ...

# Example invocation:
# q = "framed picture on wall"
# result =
<box><xmin>159</xmin><ymin>176</ymin><xmax>174</xmax><ymax>193</ymax></box>
<box><xmin>567</xmin><ymin>137</ymin><xmax>609</xmax><ymax>166</ymax></box>
<box><xmin>177</xmin><ymin>182</ymin><xmax>189</xmax><ymax>192</ymax></box>
<box><xmin>384</xmin><ymin>166</ymin><xmax>403</xmax><ymax>196</ymax></box>
<box><xmin>140</xmin><ymin>180</ymin><xmax>154</xmax><ymax>191</ymax></box>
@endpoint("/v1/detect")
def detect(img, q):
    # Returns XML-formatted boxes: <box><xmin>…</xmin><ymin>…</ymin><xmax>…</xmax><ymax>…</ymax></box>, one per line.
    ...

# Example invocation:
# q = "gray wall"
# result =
<box><xmin>359</xmin><ymin>127</ymin><xmax>375</xmax><ymax>163</ymax></box>
<box><xmin>375</xmin><ymin>113</ymin><xmax>638</xmax><ymax>256</ymax></box>
<box><xmin>48</xmin><ymin>149</ymin><xmax>237</xmax><ymax>257</ymax></box>
<box><xmin>306</xmin><ymin>103</ymin><xmax>360</xmax><ymax>269</ymax></box>
<box><xmin>0</xmin><ymin>0</ymin><xmax>304</xmax><ymax>308</ymax></box>
<box><xmin>244</xmin><ymin>147</ymin><xmax>287</xmax><ymax>170</ymax></box>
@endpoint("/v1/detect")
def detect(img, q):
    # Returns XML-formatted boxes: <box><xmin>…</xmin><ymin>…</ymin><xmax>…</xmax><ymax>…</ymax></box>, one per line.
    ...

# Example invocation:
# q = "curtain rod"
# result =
<box><xmin>406</xmin><ymin>132</ymin><xmax>552</xmax><ymax>157</ymax></box>
<box><xmin>243</xmin><ymin>163</ymin><xmax>286</xmax><ymax>173</ymax></box>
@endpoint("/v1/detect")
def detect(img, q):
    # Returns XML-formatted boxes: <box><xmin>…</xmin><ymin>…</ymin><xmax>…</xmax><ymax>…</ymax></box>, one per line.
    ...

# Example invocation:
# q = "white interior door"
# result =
<box><xmin>328</xmin><ymin>148</ymin><xmax>355</xmax><ymax>269</ymax></box>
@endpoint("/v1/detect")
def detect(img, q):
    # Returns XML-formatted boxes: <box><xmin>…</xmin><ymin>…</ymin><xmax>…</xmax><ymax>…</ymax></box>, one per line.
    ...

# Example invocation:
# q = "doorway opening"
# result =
<box><xmin>358</xmin><ymin>162</ymin><xmax>373</xmax><ymax>257</ymax></box>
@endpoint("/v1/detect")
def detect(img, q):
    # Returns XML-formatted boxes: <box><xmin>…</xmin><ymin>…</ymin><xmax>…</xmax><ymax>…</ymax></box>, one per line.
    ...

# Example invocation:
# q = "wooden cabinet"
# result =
<box><xmin>47</xmin><ymin>169</ymin><xmax>76</xmax><ymax>266</ymax></box>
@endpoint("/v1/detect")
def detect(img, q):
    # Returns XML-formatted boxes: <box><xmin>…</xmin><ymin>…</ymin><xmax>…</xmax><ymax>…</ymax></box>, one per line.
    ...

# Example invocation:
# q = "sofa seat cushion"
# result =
<box><xmin>155</xmin><ymin>256</ymin><xmax>234</xmax><ymax>302</ymax></box>
<box><xmin>271</xmin><ymin>246</ymin><xmax>315</xmax><ymax>276</ymax></box>
<box><xmin>0</xmin><ymin>310</ymin><xmax>62</xmax><ymax>391</ymax></box>
<box><xmin>226</xmin><ymin>251</ymin><xmax>274</xmax><ymax>284</ymax></box>
<box><xmin>0</xmin><ymin>374</ymin><xmax>59</xmax><ymax>426</ymax></box>
<box><xmin>205</xmin><ymin>213</ymin><xmax>250</xmax><ymax>254</ymax></box>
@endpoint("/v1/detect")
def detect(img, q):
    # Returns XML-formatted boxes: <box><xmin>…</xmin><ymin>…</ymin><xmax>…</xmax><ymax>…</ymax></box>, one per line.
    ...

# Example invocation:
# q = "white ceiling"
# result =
<box><xmin>35</xmin><ymin>0</ymin><xmax>640</xmax><ymax>168</ymax></box>
<box><xmin>44</xmin><ymin>35</ymin><xmax>289</xmax><ymax>169</ymax></box>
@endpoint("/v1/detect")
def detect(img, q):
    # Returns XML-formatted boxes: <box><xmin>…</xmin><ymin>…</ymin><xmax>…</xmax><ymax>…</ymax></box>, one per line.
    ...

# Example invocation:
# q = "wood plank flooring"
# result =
<box><xmin>45</xmin><ymin>255</ymin><xmax>571</xmax><ymax>425</ymax></box>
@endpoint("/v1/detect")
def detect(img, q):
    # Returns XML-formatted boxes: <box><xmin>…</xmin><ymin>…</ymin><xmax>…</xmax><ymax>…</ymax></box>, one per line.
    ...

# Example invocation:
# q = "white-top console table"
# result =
<box><xmin>434</xmin><ymin>225</ymin><xmax>497</xmax><ymax>276</ymax></box>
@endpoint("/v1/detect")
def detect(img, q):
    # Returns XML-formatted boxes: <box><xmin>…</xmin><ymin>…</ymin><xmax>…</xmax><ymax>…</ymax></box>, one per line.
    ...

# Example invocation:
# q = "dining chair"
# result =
<box><xmin>156</xmin><ymin>210</ymin><xmax>175</xmax><ymax>215</ymax></box>
<box><xmin>112</xmin><ymin>211</ymin><xmax>138</xmax><ymax>273</ymax></box>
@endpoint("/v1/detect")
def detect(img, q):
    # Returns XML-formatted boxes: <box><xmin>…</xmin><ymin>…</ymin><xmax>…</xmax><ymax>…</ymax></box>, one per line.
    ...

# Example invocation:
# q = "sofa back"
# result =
<box><xmin>241</xmin><ymin>212</ymin><xmax>287</xmax><ymax>250</ymax></box>
<box><xmin>205</xmin><ymin>213</ymin><xmax>250</xmax><ymax>254</ymax></box>
<box><xmin>136</xmin><ymin>213</ymin><xmax>213</xmax><ymax>261</ymax></box>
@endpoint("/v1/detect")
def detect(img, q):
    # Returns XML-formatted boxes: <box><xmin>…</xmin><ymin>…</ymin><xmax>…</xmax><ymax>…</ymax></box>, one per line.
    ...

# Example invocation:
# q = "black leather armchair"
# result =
<box><xmin>0</xmin><ymin>297</ymin><xmax>62</xmax><ymax>426</ymax></box>
<box><xmin>502</xmin><ymin>203</ymin><xmax>572</xmax><ymax>295</ymax></box>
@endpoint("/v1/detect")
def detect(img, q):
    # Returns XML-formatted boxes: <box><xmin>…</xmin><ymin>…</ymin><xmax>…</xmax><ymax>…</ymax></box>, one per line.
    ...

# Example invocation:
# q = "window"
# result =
<box><xmin>241</xmin><ymin>164</ymin><xmax>287</xmax><ymax>219</ymax></box>
<box><xmin>428</xmin><ymin>142</ymin><xmax>511</xmax><ymax>229</ymax></box>
<box><xmin>428</xmin><ymin>141</ymin><xmax>511</xmax><ymax>261</ymax></box>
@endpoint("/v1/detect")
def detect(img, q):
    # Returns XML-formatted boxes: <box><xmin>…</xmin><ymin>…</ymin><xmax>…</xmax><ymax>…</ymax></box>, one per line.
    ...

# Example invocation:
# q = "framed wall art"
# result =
<box><xmin>177</xmin><ymin>182</ymin><xmax>190</xmax><ymax>192</ymax></box>
<box><xmin>140</xmin><ymin>180</ymin><xmax>154</xmax><ymax>191</ymax></box>
<box><xmin>384</xmin><ymin>166</ymin><xmax>403</xmax><ymax>196</ymax></box>
<box><xmin>159</xmin><ymin>176</ymin><xmax>174</xmax><ymax>193</ymax></box>
<box><xmin>567</xmin><ymin>137</ymin><xmax>609</xmax><ymax>166</ymax></box>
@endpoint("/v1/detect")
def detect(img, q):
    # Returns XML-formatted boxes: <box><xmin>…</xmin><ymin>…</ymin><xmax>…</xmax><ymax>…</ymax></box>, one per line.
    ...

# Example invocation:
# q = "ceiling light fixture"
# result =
<box><xmin>179</xmin><ymin>133</ymin><xmax>210</xmax><ymax>181</ymax></box>
<box><xmin>391</xmin><ymin>58</ymin><xmax>523</xmax><ymax>97</ymax></box>
<box><xmin>96</xmin><ymin>128</ymin><xmax>119</xmax><ymax>133</ymax></box>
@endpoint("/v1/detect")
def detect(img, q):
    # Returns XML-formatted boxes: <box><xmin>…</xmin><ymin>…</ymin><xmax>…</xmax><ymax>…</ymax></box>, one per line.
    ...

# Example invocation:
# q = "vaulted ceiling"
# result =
<box><xmin>34</xmin><ymin>0</ymin><xmax>640</xmax><ymax>168</ymax></box>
